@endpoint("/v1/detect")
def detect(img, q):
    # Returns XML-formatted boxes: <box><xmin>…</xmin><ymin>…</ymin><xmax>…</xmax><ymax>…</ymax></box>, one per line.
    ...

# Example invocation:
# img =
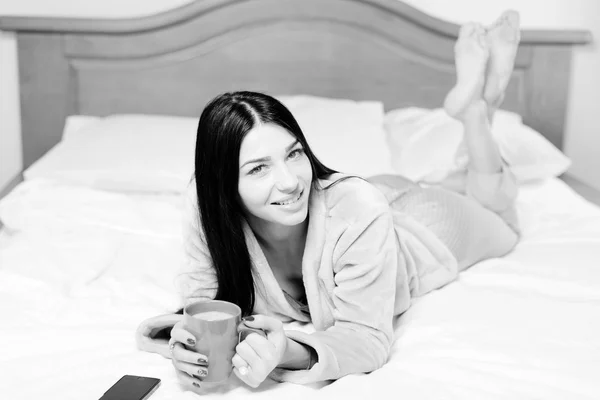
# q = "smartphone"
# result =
<box><xmin>99</xmin><ymin>375</ymin><xmax>161</xmax><ymax>400</ymax></box>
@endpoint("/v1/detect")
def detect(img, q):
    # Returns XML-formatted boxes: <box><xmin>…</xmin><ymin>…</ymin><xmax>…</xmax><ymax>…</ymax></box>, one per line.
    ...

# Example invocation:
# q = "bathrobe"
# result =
<box><xmin>176</xmin><ymin>173</ymin><xmax>470</xmax><ymax>384</ymax></box>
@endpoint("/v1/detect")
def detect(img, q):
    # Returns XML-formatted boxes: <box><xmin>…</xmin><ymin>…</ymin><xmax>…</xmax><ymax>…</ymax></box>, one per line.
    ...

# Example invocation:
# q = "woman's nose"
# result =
<box><xmin>274</xmin><ymin>165</ymin><xmax>299</xmax><ymax>192</ymax></box>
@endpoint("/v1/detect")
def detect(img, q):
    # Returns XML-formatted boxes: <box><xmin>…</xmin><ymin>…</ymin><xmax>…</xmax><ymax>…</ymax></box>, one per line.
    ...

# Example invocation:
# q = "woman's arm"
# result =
<box><xmin>271</xmin><ymin>204</ymin><xmax>399</xmax><ymax>383</ymax></box>
<box><xmin>279</xmin><ymin>337</ymin><xmax>317</xmax><ymax>369</ymax></box>
<box><xmin>135</xmin><ymin>313</ymin><xmax>183</xmax><ymax>357</ymax></box>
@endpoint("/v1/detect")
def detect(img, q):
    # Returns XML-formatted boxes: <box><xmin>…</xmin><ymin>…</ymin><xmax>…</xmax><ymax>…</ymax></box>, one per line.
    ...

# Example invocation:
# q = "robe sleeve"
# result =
<box><xmin>271</xmin><ymin>203</ymin><xmax>398</xmax><ymax>384</ymax></box>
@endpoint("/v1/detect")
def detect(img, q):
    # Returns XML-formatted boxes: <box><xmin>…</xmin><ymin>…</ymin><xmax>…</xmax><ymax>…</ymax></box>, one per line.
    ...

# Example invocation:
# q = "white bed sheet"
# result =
<box><xmin>1</xmin><ymin>177</ymin><xmax>599</xmax><ymax>400</ymax></box>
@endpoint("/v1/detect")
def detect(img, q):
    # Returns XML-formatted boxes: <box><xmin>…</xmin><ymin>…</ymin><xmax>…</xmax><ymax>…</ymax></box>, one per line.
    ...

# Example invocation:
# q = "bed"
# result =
<box><xmin>1</xmin><ymin>0</ymin><xmax>599</xmax><ymax>399</ymax></box>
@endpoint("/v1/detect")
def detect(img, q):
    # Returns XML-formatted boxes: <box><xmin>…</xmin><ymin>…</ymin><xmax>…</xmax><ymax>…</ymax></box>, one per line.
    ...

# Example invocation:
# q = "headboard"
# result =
<box><xmin>0</xmin><ymin>0</ymin><xmax>592</xmax><ymax>169</ymax></box>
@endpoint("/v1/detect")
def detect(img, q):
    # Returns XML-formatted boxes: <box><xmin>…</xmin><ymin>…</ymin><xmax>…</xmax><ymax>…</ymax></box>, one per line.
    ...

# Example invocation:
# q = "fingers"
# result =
<box><xmin>242</xmin><ymin>332</ymin><xmax>277</xmax><ymax>360</ymax></box>
<box><xmin>135</xmin><ymin>314</ymin><xmax>183</xmax><ymax>356</ymax></box>
<box><xmin>168</xmin><ymin>320</ymin><xmax>211</xmax><ymax>383</ymax></box>
<box><xmin>170</xmin><ymin>325</ymin><xmax>203</xmax><ymax>353</ymax></box>
<box><xmin>174</xmin><ymin>367</ymin><xmax>204</xmax><ymax>390</ymax></box>
<box><xmin>235</xmin><ymin>340</ymin><xmax>262</xmax><ymax>370</ymax></box>
<box><xmin>233</xmin><ymin>365</ymin><xmax>260</xmax><ymax>388</ymax></box>
<box><xmin>171</xmin><ymin>355</ymin><xmax>208</xmax><ymax>379</ymax></box>
<box><xmin>241</xmin><ymin>315</ymin><xmax>283</xmax><ymax>335</ymax></box>
<box><xmin>170</xmin><ymin>322</ymin><xmax>208</xmax><ymax>363</ymax></box>
<box><xmin>234</xmin><ymin>331</ymin><xmax>277</xmax><ymax>385</ymax></box>
<box><xmin>238</xmin><ymin>323</ymin><xmax>267</xmax><ymax>342</ymax></box>
<box><xmin>169</xmin><ymin>340</ymin><xmax>209</xmax><ymax>381</ymax></box>
<box><xmin>232</xmin><ymin>349</ymin><xmax>264</xmax><ymax>390</ymax></box>
<box><xmin>240</xmin><ymin>315</ymin><xmax>287</xmax><ymax>359</ymax></box>
<box><xmin>168</xmin><ymin>324</ymin><xmax>210</xmax><ymax>381</ymax></box>
<box><xmin>232</xmin><ymin>353</ymin><xmax>249</xmax><ymax>376</ymax></box>
<box><xmin>169</xmin><ymin>337</ymin><xmax>208</xmax><ymax>364</ymax></box>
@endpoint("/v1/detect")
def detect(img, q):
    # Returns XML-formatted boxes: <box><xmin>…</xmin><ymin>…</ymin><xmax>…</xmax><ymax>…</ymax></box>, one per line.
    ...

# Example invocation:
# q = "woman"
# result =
<box><xmin>137</xmin><ymin>10</ymin><xmax>521</xmax><ymax>390</ymax></box>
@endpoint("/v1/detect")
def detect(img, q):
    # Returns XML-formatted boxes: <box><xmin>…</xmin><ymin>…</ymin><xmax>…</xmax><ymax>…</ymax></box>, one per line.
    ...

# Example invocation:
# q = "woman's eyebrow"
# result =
<box><xmin>240</xmin><ymin>139</ymin><xmax>300</xmax><ymax>168</ymax></box>
<box><xmin>285</xmin><ymin>139</ymin><xmax>300</xmax><ymax>151</ymax></box>
<box><xmin>241</xmin><ymin>156</ymin><xmax>269</xmax><ymax>168</ymax></box>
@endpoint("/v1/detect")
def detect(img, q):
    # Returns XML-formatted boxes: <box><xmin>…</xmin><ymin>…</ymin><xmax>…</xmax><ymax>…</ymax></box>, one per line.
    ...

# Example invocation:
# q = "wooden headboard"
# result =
<box><xmin>0</xmin><ymin>0</ymin><xmax>592</xmax><ymax>169</ymax></box>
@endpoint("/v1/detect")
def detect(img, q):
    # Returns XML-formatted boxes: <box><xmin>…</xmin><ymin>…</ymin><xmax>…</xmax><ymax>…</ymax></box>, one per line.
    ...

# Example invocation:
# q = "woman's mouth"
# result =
<box><xmin>272</xmin><ymin>190</ymin><xmax>304</xmax><ymax>206</ymax></box>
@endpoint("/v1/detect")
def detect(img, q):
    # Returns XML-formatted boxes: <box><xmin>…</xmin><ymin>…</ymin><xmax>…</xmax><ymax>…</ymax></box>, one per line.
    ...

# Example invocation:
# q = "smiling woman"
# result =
<box><xmin>0</xmin><ymin>0</ymin><xmax>598</xmax><ymax>397</ymax></box>
<box><xmin>136</xmin><ymin>64</ymin><xmax>521</xmax><ymax>394</ymax></box>
<box><xmin>136</xmin><ymin>11</ymin><xmax>533</xmax><ymax>387</ymax></box>
<box><xmin>191</xmin><ymin>91</ymin><xmax>337</xmax><ymax>315</ymax></box>
<box><xmin>175</xmin><ymin>91</ymin><xmax>347</xmax><ymax>388</ymax></box>
<box><xmin>238</xmin><ymin>124</ymin><xmax>312</xmax><ymax>229</ymax></box>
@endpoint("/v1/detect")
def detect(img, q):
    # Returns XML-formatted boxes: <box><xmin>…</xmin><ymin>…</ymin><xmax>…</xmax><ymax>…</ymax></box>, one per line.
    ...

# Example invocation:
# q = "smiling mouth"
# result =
<box><xmin>272</xmin><ymin>190</ymin><xmax>303</xmax><ymax>206</ymax></box>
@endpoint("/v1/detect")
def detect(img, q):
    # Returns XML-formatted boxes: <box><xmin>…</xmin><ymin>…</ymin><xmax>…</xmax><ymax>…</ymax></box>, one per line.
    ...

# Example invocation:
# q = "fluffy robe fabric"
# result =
<box><xmin>176</xmin><ymin>174</ymin><xmax>459</xmax><ymax>384</ymax></box>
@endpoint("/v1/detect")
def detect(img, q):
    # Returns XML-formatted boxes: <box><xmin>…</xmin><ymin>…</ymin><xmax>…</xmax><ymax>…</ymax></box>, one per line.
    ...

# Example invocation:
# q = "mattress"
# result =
<box><xmin>1</xmin><ymin>176</ymin><xmax>599</xmax><ymax>400</ymax></box>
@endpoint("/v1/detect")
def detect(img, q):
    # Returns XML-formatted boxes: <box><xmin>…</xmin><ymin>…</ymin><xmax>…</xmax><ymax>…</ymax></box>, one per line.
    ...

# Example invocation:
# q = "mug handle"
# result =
<box><xmin>238</xmin><ymin>325</ymin><xmax>267</xmax><ymax>342</ymax></box>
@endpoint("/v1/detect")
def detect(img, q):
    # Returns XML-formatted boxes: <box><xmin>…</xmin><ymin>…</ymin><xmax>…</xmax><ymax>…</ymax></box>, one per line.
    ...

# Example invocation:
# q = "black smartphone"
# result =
<box><xmin>99</xmin><ymin>375</ymin><xmax>161</xmax><ymax>400</ymax></box>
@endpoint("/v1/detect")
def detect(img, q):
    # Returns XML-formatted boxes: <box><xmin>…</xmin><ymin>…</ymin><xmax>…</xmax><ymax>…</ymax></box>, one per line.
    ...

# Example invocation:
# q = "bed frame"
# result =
<box><xmin>0</xmin><ymin>0</ymin><xmax>595</xmax><ymax>198</ymax></box>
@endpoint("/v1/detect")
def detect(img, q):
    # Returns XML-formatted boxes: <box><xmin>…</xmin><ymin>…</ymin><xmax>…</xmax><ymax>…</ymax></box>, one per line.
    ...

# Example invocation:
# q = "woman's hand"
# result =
<box><xmin>135</xmin><ymin>313</ymin><xmax>182</xmax><ymax>358</ymax></box>
<box><xmin>169</xmin><ymin>320</ymin><xmax>210</xmax><ymax>391</ymax></box>
<box><xmin>232</xmin><ymin>315</ymin><xmax>288</xmax><ymax>388</ymax></box>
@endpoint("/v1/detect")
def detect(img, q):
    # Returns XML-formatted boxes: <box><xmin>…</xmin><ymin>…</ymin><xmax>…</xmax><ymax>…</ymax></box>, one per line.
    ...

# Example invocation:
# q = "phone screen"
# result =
<box><xmin>100</xmin><ymin>375</ymin><xmax>161</xmax><ymax>400</ymax></box>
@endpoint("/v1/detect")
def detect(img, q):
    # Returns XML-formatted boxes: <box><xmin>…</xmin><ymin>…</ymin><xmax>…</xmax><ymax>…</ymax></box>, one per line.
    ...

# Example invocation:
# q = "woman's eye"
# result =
<box><xmin>248</xmin><ymin>165</ymin><xmax>266</xmax><ymax>175</ymax></box>
<box><xmin>288</xmin><ymin>148</ymin><xmax>304</xmax><ymax>159</ymax></box>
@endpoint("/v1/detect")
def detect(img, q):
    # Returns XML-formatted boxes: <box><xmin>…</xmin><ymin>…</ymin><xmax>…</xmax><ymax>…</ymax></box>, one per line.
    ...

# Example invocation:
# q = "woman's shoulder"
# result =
<box><xmin>318</xmin><ymin>173</ymin><xmax>390</xmax><ymax>218</ymax></box>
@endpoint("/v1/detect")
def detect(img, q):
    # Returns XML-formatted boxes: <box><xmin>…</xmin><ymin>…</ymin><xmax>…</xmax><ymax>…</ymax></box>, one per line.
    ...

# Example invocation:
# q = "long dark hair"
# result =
<box><xmin>194</xmin><ymin>91</ymin><xmax>337</xmax><ymax>316</ymax></box>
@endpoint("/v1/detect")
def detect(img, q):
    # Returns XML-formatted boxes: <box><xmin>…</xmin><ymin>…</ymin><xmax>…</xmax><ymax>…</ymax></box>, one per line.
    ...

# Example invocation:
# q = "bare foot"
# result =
<box><xmin>444</xmin><ymin>23</ymin><xmax>489</xmax><ymax>119</ymax></box>
<box><xmin>483</xmin><ymin>10</ymin><xmax>521</xmax><ymax>108</ymax></box>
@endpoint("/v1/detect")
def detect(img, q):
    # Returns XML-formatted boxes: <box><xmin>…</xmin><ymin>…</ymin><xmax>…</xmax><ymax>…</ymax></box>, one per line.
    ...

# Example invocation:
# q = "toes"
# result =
<box><xmin>477</xmin><ymin>34</ymin><xmax>490</xmax><ymax>52</ymax></box>
<box><xmin>459</xmin><ymin>22</ymin><xmax>478</xmax><ymax>38</ymax></box>
<box><xmin>457</xmin><ymin>22</ymin><xmax>487</xmax><ymax>46</ymax></box>
<box><xmin>489</xmin><ymin>9</ymin><xmax>519</xmax><ymax>31</ymax></box>
<box><xmin>502</xmin><ymin>10</ymin><xmax>520</xmax><ymax>27</ymax></box>
<box><xmin>471</xmin><ymin>24</ymin><xmax>488</xmax><ymax>46</ymax></box>
<box><xmin>488</xmin><ymin>10</ymin><xmax>521</xmax><ymax>42</ymax></box>
<box><xmin>502</xmin><ymin>10</ymin><xmax>521</xmax><ymax>41</ymax></box>
<box><xmin>472</xmin><ymin>23</ymin><xmax>486</xmax><ymax>36</ymax></box>
<box><xmin>489</xmin><ymin>13</ymin><xmax>503</xmax><ymax>30</ymax></box>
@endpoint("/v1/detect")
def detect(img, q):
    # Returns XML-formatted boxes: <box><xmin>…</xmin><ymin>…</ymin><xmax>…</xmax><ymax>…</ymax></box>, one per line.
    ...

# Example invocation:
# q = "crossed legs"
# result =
<box><xmin>369</xmin><ymin>11</ymin><xmax>522</xmax><ymax>270</ymax></box>
<box><xmin>443</xmin><ymin>11</ymin><xmax>521</xmax><ymax>227</ymax></box>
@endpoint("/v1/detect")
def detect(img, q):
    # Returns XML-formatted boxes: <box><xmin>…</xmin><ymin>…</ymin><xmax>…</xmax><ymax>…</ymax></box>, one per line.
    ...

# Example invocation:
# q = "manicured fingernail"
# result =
<box><xmin>198</xmin><ymin>357</ymin><xmax>208</xmax><ymax>364</ymax></box>
<box><xmin>243</xmin><ymin>316</ymin><xmax>254</xmax><ymax>322</ymax></box>
<box><xmin>197</xmin><ymin>369</ymin><xmax>207</xmax><ymax>377</ymax></box>
<box><xmin>187</xmin><ymin>338</ymin><xmax>196</xmax><ymax>346</ymax></box>
<box><xmin>239</xmin><ymin>366</ymin><xmax>248</xmax><ymax>375</ymax></box>
<box><xmin>192</xmin><ymin>382</ymin><xmax>201</xmax><ymax>388</ymax></box>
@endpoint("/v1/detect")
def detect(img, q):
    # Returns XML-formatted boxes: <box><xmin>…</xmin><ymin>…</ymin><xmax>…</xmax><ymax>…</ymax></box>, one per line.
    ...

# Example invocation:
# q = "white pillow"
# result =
<box><xmin>277</xmin><ymin>95</ymin><xmax>396</xmax><ymax>177</ymax></box>
<box><xmin>24</xmin><ymin>95</ymin><xmax>395</xmax><ymax>194</ymax></box>
<box><xmin>384</xmin><ymin>107</ymin><xmax>571</xmax><ymax>184</ymax></box>
<box><xmin>60</xmin><ymin>115</ymin><xmax>103</xmax><ymax>141</ymax></box>
<box><xmin>24</xmin><ymin>114</ymin><xmax>198</xmax><ymax>194</ymax></box>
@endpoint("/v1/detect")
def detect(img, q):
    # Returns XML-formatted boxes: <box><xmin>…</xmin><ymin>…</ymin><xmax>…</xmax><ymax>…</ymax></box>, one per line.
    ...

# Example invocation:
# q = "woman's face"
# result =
<box><xmin>238</xmin><ymin>123</ymin><xmax>313</xmax><ymax>228</ymax></box>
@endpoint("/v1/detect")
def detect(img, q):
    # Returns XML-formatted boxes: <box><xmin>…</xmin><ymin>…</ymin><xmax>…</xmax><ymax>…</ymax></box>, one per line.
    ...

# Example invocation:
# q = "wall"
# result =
<box><xmin>0</xmin><ymin>0</ymin><xmax>598</xmax><ymax>192</ymax></box>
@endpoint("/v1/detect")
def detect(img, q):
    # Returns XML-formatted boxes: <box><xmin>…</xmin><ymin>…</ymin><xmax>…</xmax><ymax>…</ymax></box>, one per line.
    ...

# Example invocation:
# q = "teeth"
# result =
<box><xmin>274</xmin><ymin>191</ymin><xmax>302</xmax><ymax>206</ymax></box>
